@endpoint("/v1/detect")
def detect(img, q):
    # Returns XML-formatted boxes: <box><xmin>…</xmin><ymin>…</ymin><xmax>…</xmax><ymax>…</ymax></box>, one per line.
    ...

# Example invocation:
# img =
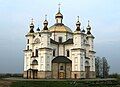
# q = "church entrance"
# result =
<box><xmin>27</xmin><ymin>69</ymin><xmax>38</xmax><ymax>79</ymax></box>
<box><xmin>52</xmin><ymin>56</ymin><xmax>72</xmax><ymax>79</ymax></box>
<box><xmin>85</xmin><ymin>66</ymin><xmax>90</xmax><ymax>78</ymax></box>
<box><xmin>85</xmin><ymin>61</ymin><xmax>90</xmax><ymax>78</ymax></box>
<box><xmin>59</xmin><ymin>72</ymin><xmax>64</xmax><ymax>79</ymax></box>
<box><xmin>74</xmin><ymin>74</ymin><xmax>77</xmax><ymax>79</ymax></box>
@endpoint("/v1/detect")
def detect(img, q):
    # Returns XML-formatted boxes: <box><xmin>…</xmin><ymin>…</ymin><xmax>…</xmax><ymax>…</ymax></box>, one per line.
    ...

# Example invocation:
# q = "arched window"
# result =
<box><xmin>27</xmin><ymin>46</ymin><xmax>29</xmax><ymax>50</ymax></box>
<box><xmin>59</xmin><ymin>37</ymin><xmax>62</xmax><ymax>43</ymax></box>
<box><xmin>53</xmin><ymin>49</ymin><xmax>55</xmax><ymax>56</ymax></box>
<box><xmin>60</xmin><ymin>66</ymin><xmax>63</xmax><ymax>70</ymax></box>
<box><xmin>85</xmin><ymin>61</ymin><xmax>89</xmax><ymax>66</ymax></box>
<box><xmin>32</xmin><ymin>60</ymin><xmax>38</xmax><ymax>65</ymax></box>
<box><xmin>32</xmin><ymin>52</ymin><xmax>34</xmax><ymax>56</ymax></box>
<box><xmin>35</xmin><ymin>49</ymin><xmax>38</xmax><ymax>57</ymax></box>
<box><xmin>67</xmin><ymin>50</ymin><xmax>70</xmax><ymax>57</ymax></box>
<box><xmin>27</xmin><ymin>39</ymin><xmax>29</xmax><ymax>44</ymax></box>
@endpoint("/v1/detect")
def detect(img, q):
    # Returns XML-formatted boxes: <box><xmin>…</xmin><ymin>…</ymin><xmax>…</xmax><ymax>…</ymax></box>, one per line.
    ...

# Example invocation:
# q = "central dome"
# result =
<box><xmin>49</xmin><ymin>23</ymin><xmax>73</xmax><ymax>33</ymax></box>
<box><xmin>49</xmin><ymin>6</ymin><xmax>73</xmax><ymax>33</ymax></box>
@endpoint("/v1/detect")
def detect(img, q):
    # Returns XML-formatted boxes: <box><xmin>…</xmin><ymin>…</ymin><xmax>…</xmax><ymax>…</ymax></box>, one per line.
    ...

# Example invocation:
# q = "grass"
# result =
<box><xmin>10</xmin><ymin>80</ymin><xmax>120</xmax><ymax>87</ymax></box>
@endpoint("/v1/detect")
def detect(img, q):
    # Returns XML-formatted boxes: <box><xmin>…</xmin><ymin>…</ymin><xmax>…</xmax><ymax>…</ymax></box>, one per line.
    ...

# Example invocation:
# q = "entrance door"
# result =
<box><xmin>74</xmin><ymin>74</ymin><xmax>77</xmax><ymax>79</ymax></box>
<box><xmin>33</xmin><ymin>70</ymin><xmax>38</xmax><ymax>79</ymax></box>
<box><xmin>85</xmin><ymin>66</ymin><xmax>90</xmax><ymax>78</ymax></box>
<box><xmin>59</xmin><ymin>72</ymin><xmax>64</xmax><ymax>79</ymax></box>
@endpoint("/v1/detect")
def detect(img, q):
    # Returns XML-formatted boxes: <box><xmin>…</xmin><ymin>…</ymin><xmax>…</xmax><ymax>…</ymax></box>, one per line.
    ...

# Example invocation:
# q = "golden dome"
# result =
<box><xmin>49</xmin><ymin>24</ymin><xmax>72</xmax><ymax>33</ymax></box>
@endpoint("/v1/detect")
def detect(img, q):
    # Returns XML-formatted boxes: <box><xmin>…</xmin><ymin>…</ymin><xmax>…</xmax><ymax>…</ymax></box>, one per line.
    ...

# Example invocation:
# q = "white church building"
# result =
<box><xmin>23</xmin><ymin>7</ymin><xmax>96</xmax><ymax>79</ymax></box>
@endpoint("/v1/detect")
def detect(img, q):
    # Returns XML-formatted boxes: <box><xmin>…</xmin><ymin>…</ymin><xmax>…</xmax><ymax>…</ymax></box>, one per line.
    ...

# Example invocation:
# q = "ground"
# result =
<box><xmin>0</xmin><ymin>79</ymin><xmax>14</xmax><ymax>87</ymax></box>
<box><xmin>0</xmin><ymin>78</ymin><xmax>120</xmax><ymax>87</ymax></box>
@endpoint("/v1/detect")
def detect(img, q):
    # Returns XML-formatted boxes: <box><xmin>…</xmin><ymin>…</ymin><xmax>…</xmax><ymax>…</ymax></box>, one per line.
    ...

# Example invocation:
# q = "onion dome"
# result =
<box><xmin>29</xmin><ymin>18</ymin><xmax>34</xmax><ymax>33</ymax></box>
<box><xmin>49</xmin><ymin>4</ymin><xmax>72</xmax><ymax>33</ymax></box>
<box><xmin>43</xmin><ymin>19</ymin><xmax>48</xmax><ymax>26</ymax></box>
<box><xmin>86</xmin><ymin>20</ymin><xmax>91</xmax><ymax>34</ymax></box>
<box><xmin>82</xmin><ymin>29</ymin><xmax>85</xmax><ymax>33</ymax></box>
<box><xmin>55</xmin><ymin>4</ymin><xmax>63</xmax><ymax>19</ymax></box>
<box><xmin>86</xmin><ymin>20</ymin><xmax>91</xmax><ymax>30</ymax></box>
<box><xmin>76</xmin><ymin>16</ymin><xmax>81</xmax><ymax>31</ymax></box>
<box><xmin>55</xmin><ymin>12</ymin><xmax>63</xmax><ymax>19</ymax></box>
<box><xmin>43</xmin><ymin>15</ymin><xmax>48</xmax><ymax>30</ymax></box>
<box><xmin>82</xmin><ymin>26</ymin><xmax>85</xmax><ymax>33</ymax></box>
<box><xmin>36</xmin><ymin>27</ymin><xmax>40</xmax><ymax>31</ymax></box>
<box><xmin>55</xmin><ymin>4</ymin><xmax>63</xmax><ymax>24</ymax></box>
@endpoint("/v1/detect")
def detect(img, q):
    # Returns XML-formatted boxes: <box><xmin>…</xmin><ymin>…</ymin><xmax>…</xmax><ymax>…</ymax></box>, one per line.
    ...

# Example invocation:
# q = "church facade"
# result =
<box><xmin>23</xmin><ymin>8</ymin><xmax>96</xmax><ymax>79</ymax></box>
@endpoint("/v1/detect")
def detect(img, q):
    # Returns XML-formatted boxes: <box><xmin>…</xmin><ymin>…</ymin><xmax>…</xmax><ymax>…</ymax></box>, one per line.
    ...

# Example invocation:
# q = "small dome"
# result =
<box><xmin>86</xmin><ymin>24</ymin><xmax>91</xmax><ymax>29</ymax></box>
<box><xmin>30</xmin><ymin>22</ymin><xmax>34</xmax><ymax>28</ymax></box>
<box><xmin>76</xmin><ymin>21</ymin><xmax>81</xmax><ymax>26</ymax></box>
<box><xmin>55</xmin><ymin>12</ymin><xmax>63</xmax><ymax>19</ymax></box>
<box><xmin>49</xmin><ymin>24</ymin><xmax>72</xmax><ymax>33</ymax></box>
<box><xmin>43</xmin><ymin>20</ymin><xmax>48</xmax><ymax>25</ymax></box>
<box><xmin>86</xmin><ymin>20</ymin><xmax>91</xmax><ymax>30</ymax></box>
<box><xmin>82</xmin><ymin>29</ymin><xmax>85</xmax><ymax>33</ymax></box>
<box><xmin>36</xmin><ymin>27</ymin><xmax>40</xmax><ymax>31</ymax></box>
<box><xmin>29</xmin><ymin>18</ymin><xmax>34</xmax><ymax>29</ymax></box>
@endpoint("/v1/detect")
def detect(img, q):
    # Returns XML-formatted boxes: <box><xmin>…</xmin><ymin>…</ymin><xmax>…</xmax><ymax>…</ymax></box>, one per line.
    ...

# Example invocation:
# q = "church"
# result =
<box><xmin>23</xmin><ymin>7</ymin><xmax>96</xmax><ymax>79</ymax></box>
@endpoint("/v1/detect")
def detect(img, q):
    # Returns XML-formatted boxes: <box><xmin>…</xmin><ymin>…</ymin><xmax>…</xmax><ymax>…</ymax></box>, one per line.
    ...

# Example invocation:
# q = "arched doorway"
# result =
<box><xmin>27</xmin><ymin>59</ymin><xmax>38</xmax><ymax>79</ymax></box>
<box><xmin>85</xmin><ymin>61</ymin><xmax>90</xmax><ymax>78</ymax></box>
<box><xmin>52</xmin><ymin>56</ymin><xmax>72</xmax><ymax>79</ymax></box>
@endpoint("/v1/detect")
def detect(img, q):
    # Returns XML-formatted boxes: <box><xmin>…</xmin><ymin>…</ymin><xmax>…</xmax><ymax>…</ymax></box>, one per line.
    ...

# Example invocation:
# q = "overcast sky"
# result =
<box><xmin>0</xmin><ymin>0</ymin><xmax>120</xmax><ymax>73</ymax></box>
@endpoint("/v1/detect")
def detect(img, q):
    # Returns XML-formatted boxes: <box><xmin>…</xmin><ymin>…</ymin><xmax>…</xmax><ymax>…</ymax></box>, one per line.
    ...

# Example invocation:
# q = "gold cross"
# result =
<box><xmin>45</xmin><ymin>14</ymin><xmax>47</xmax><ymax>20</ymax></box>
<box><xmin>88</xmin><ymin>20</ymin><xmax>90</xmax><ymax>25</ymax></box>
<box><xmin>77</xmin><ymin>16</ymin><xmax>79</xmax><ymax>21</ymax></box>
<box><xmin>31</xmin><ymin>18</ymin><xmax>34</xmax><ymax>23</ymax></box>
<box><xmin>58</xmin><ymin>3</ymin><xmax>61</xmax><ymax>12</ymax></box>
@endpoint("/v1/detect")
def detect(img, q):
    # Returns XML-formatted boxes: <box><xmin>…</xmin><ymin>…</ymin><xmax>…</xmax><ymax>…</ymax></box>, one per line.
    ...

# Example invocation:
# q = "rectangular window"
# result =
<box><xmin>59</xmin><ymin>37</ymin><xmax>62</xmax><ymax>43</ymax></box>
<box><xmin>53</xmin><ymin>49</ymin><xmax>55</xmax><ymax>56</ymax></box>
<box><xmin>32</xmin><ymin>52</ymin><xmax>34</xmax><ymax>56</ymax></box>
<box><xmin>35</xmin><ymin>49</ymin><xmax>38</xmax><ymax>57</ymax></box>
<box><xmin>27</xmin><ymin>46</ymin><xmax>29</xmax><ymax>50</ymax></box>
<box><xmin>67</xmin><ymin>50</ymin><xmax>70</xmax><ymax>57</ymax></box>
<box><xmin>60</xmin><ymin>66</ymin><xmax>63</xmax><ymax>70</ymax></box>
<box><xmin>27</xmin><ymin>39</ymin><xmax>29</xmax><ymax>44</ymax></box>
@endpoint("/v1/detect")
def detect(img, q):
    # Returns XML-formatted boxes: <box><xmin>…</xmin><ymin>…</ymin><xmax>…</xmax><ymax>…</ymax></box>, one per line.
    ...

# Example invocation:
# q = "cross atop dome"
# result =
<box><xmin>55</xmin><ymin>3</ymin><xmax>63</xmax><ymax>24</ymax></box>
<box><xmin>29</xmin><ymin>18</ymin><xmax>34</xmax><ymax>33</ymax></box>
<box><xmin>76</xmin><ymin>16</ymin><xmax>81</xmax><ymax>31</ymax></box>
<box><xmin>58</xmin><ymin>3</ymin><xmax>61</xmax><ymax>12</ymax></box>
<box><xmin>43</xmin><ymin>14</ymin><xmax>48</xmax><ymax>30</ymax></box>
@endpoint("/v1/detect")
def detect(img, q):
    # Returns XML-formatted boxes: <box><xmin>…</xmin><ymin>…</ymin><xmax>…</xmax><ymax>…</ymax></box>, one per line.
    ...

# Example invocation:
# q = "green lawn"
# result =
<box><xmin>10</xmin><ymin>80</ymin><xmax>120</xmax><ymax>87</ymax></box>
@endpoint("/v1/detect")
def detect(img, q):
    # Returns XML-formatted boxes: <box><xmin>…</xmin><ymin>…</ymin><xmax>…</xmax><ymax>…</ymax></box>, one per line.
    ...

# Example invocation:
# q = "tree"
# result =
<box><xmin>95</xmin><ymin>57</ymin><xmax>110</xmax><ymax>78</ymax></box>
<box><xmin>95</xmin><ymin>57</ymin><xmax>100</xmax><ymax>78</ymax></box>
<box><xmin>102</xmin><ymin>57</ymin><xmax>110</xmax><ymax>78</ymax></box>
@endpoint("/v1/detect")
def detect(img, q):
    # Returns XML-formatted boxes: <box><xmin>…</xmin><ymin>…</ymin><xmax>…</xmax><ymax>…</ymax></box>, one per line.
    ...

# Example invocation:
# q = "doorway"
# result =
<box><xmin>74</xmin><ymin>74</ymin><xmax>77</xmax><ymax>79</ymax></box>
<box><xmin>85</xmin><ymin>66</ymin><xmax>90</xmax><ymax>78</ymax></box>
<box><xmin>59</xmin><ymin>72</ymin><xmax>64</xmax><ymax>79</ymax></box>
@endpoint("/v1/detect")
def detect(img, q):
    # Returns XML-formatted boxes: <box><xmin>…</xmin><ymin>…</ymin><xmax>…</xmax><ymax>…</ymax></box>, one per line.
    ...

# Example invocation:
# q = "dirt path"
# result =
<box><xmin>0</xmin><ymin>79</ymin><xmax>14</xmax><ymax>87</ymax></box>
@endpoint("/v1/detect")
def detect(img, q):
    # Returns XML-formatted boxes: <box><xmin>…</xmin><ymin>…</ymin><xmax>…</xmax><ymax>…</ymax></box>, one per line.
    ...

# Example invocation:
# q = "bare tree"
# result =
<box><xmin>95</xmin><ymin>57</ymin><xmax>100</xmax><ymax>78</ymax></box>
<box><xmin>95</xmin><ymin>57</ymin><xmax>110</xmax><ymax>78</ymax></box>
<box><xmin>102</xmin><ymin>57</ymin><xmax>110</xmax><ymax>78</ymax></box>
